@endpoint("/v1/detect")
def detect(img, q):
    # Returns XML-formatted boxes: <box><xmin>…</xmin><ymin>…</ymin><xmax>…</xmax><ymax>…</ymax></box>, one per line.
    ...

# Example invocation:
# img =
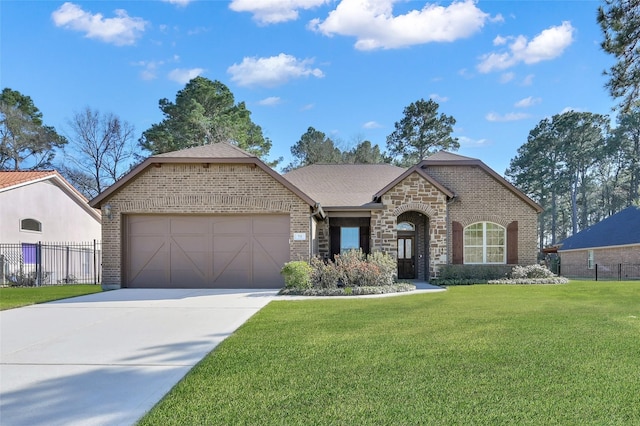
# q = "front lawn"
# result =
<box><xmin>0</xmin><ymin>285</ymin><xmax>102</xmax><ymax>310</ymax></box>
<box><xmin>139</xmin><ymin>281</ymin><xmax>640</xmax><ymax>425</ymax></box>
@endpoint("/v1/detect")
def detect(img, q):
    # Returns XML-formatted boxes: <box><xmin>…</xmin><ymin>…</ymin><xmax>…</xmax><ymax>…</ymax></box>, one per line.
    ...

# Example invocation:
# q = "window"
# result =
<box><xmin>587</xmin><ymin>250</ymin><xmax>594</xmax><ymax>270</ymax></box>
<box><xmin>21</xmin><ymin>218</ymin><xmax>42</xmax><ymax>233</ymax></box>
<box><xmin>340</xmin><ymin>227</ymin><xmax>360</xmax><ymax>253</ymax></box>
<box><xmin>397</xmin><ymin>221</ymin><xmax>415</xmax><ymax>231</ymax></box>
<box><xmin>464</xmin><ymin>222</ymin><xmax>505</xmax><ymax>264</ymax></box>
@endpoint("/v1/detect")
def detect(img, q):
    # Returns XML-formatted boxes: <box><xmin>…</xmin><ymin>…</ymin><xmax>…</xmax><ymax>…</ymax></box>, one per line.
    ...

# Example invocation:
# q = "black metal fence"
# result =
<box><xmin>593</xmin><ymin>263</ymin><xmax>640</xmax><ymax>281</ymax></box>
<box><xmin>0</xmin><ymin>241</ymin><xmax>101</xmax><ymax>286</ymax></box>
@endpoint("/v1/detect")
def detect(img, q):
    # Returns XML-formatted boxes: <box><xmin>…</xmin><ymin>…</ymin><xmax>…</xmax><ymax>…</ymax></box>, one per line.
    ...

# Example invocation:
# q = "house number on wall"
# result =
<box><xmin>293</xmin><ymin>233</ymin><xmax>307</xmax><ymax>241</ymax></box>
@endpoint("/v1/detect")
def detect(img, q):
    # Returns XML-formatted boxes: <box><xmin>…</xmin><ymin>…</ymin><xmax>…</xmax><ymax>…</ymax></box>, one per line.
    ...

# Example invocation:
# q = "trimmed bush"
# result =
<box><xmin>510</xmin><ymin>264</ymin><xmax>557</xmax><ymax>279</ymax></box>
<box><xmin>437</xmin><ymin>264</ymin><xmax>512</xmax><ymax>282</ymax></box>
<box><xmin>310</xmin><ymin>257</ymin><xmax>341</xmax><ymax>289</ymax></box>
<box><xmin>280</xmin><ymin>261</ymin><xmax>313</xmax><ymax>289</ymax></box>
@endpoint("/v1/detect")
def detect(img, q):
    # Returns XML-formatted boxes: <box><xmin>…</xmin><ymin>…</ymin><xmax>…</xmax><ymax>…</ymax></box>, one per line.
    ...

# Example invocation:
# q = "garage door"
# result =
<box><xmin>125</xmin><ymin>215</ymin><xmax>290</xmax><ymax>288</ymax></box>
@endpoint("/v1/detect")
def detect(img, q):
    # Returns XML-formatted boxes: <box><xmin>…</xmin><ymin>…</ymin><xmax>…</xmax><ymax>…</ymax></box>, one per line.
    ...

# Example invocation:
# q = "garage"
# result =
<box><xmin>125</xmin><ymin>214</ymin><xmax>290</xmax><ymax>288</ymax></box>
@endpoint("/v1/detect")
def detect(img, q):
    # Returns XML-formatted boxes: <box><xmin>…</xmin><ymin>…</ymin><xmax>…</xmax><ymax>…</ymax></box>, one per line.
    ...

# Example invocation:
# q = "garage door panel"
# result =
<box><xmin>126</xmin><ymin>215</ymin><xmax>290</xmax><ymax>288</ymax></box>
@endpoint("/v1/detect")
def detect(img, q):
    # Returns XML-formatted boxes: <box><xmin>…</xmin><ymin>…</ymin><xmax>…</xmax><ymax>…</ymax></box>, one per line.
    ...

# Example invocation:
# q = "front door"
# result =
<box><xmin>397</xmin><ymin>236</ymin><xmax>415</xmax><ymax>279</ymax></box>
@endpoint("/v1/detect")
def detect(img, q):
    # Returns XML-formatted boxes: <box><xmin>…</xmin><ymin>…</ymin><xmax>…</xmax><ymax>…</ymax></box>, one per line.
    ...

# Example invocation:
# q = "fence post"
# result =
<box><xmin>93</xmin><ymin>239</ymin><xmax>97</xmax><ymax>285</ymax></box>
<box><xmin>595</xmin><ymin>263</ymin><xmax>598</xmax><ymax>281</ymax></box>
<box><xmin>618</xmin><ymin>263</ymin><xmax>622</xmax><ymax>281</ymax></box>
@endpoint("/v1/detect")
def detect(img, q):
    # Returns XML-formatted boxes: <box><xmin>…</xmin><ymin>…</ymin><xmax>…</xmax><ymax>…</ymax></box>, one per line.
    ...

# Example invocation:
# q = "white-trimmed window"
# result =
<box><xmin>587</xmin><ymin>250</ymin><xmax>594</xmax><ymax>269</ymax></box>
<box><xmin>397</xmin><ymin>221</ymin><xmax>415</xmax><ymax>231</ymax></box>
<box><xmin>464</xmin><ymin>222</ymin><xmax>506</xmax><ymax>264</ymax></box>
<box><xmin>20</xmin><ymin>218</ymin><xmax>42</xmax><ymax>233</ymax></box>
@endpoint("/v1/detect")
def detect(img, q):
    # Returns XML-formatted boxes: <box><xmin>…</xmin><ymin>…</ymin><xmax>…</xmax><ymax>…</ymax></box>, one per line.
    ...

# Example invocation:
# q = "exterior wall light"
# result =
<box><xmin>103</xmin><ymin>203</ymin><xmax>113</xmax><ymax>220</ymax></box>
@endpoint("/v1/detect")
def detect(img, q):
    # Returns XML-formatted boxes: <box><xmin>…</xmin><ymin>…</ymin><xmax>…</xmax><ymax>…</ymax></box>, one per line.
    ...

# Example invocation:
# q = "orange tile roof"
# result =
<box><xmin>0</xmin><ymin>170</ymin><xmax>58</xmax><ymax>189</ymax></box>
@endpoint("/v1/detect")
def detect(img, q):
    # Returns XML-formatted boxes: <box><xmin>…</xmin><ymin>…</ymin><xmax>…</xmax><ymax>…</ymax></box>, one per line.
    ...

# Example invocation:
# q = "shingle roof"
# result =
<box><xmin>284</xmin><ymin>164</ymin><xmax>406</xmax><ymax>207</ymax></box>
<box><xmin>153</xmin><ymin>142</ymin><xmax>255</xmax><ymax>158</ymax></box>
<box><xmin>426</xmin><ymin>151</ymin><xmax>477</xmax><ymax>161</ymax></box>
<box><xmin>559</xmin><ymin>206</ymin><xmax>640</xmax><ymax>250</ymax></box>
<box><xmin>0</xmin><ymin>170</ymin><xmax>59</xmax><ymax>190</ymax></box>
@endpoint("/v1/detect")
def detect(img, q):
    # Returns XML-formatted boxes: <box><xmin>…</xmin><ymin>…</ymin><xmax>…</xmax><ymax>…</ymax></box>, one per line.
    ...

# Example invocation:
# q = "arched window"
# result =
<box><xmin>20</xmin><ymin>218</ymin><xmax>42</xmax><ymax>232</ymax></box>
<box><xmin>464</xmin><ymin>222</ymin><xmax>505</xmax><ymax>264</ymax></box>
<box><xmin>397</xmin><ymin>221</ymin><xmax>415</xmax><ymax>231</ymax></box>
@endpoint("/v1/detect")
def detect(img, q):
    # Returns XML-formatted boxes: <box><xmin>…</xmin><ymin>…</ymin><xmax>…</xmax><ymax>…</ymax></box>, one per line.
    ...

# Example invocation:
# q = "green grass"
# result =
<box><xmin>139</xmin><ymin>281</ymin><xmax>640</xmax><ymax>425</ymax></box>
<box><xmin>0</xmin><ymin>285</ymin><xmax>102</xmax><ymax>310</ymax></box>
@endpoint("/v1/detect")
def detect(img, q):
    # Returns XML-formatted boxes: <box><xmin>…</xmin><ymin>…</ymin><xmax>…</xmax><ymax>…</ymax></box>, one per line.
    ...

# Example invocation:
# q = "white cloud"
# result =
<box><xmin>522</xmin><ymin>74</ymin><xmax>535</xmax><ymax>86</ymax></box>
<box><xmin>493</xmin><ymin>35</ymin><xmax>507</xmax><ymax>46</ymax></box>
<box><xmin>477</xmin><ymin>21</ymin><xmax>575</xmax><ymax>73</ymax></box>
<box><xmin>515</xmin><ymin>96</ymin><xmax>541</xmax><ymax>108</ymax></box>
<box><xmin>560</xmin><ymin>106</ymin><xmax>582</xmax><ymax>114</ymax></box>
<box><xmin>362</xmin><ymin>121</ymin><xmax>382</xmax><ymax>129</ymax></box>
<box><xmin>310</xmin><ymin>0</ymin><xmax>492</xmax><ymax>50</ymax></box>
<box><xmin>485</xmin><ymin>112</ymin><xmax>530</xmax><ymax>122</ymax></box>
<box><xmin>228</xmin><ymin>53</ymin><xmax>324</xmax><ymax>87</ymax></box>
<box><xmin>499</xmin><ymin>72</ymin><xmax>515</xmax><ymax>83</ymax></box>
<box><xmin>430</xmin><ymin>93</ymin><xmax>449</xmax><ymax>102</ymax></box>
<box><xmin>258</xmin><ymin>96</ymin><xmax>282</xmax><ymax>106</ymax></box>
<box><xmin>168</xmin><ymin>68</ymin><xmax>204</xmax><ymax>84</ymax></box>
<box><xmin>162</xmin><ymin>0</ymin><xmax>193</xmax><ymax>6</ymax></box>
<box><xmin>230</xmin><ymin>0</ymin><xmax>328</xmax><ymax>24</ymax></box>
<box><xmin>51</xmin><ymin>2</ymin><xmax>147</xmax><ymax>46</ymax></box>
<box><xmin>301</xmin><ymin>103</ymin><xmax>315</xmax><ymax>111</ymax></box>
<box><xmin>458</xmin><ymin>136</ymin><xmax>490</xmax><ymax>148</ymax></box>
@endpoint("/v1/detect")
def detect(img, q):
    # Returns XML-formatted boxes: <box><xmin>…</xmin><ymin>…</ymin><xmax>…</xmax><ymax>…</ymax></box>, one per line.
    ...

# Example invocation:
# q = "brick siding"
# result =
<box><xmin>560</xmin><ymin>245</ymin><xmax>640</xmax><ymax>278</ymax></box>
<box><xmin>101</xmin><ymin>163</ymin><xmax>311</xmax><ymax>287</ymax></box>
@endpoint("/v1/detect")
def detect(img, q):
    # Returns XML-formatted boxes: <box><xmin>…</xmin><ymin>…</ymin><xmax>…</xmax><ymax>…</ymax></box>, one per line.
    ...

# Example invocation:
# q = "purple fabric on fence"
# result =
<box><xmin>22</xmin><ymin>243</ymin><xmax>37</xmax><ymax>264</ymax></box>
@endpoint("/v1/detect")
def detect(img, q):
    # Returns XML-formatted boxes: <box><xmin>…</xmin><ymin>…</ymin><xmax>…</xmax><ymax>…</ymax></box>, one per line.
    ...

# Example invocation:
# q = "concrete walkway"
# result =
<box><xmin>0</xmin><ymin>288</ymin><xmax>278</xmax><ymax>426</ymax></box>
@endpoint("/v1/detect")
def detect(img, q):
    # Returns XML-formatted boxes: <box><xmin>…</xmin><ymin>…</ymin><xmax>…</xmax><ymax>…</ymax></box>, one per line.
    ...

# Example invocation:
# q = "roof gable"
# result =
<box><xmin>559</xmin><ymin>206</ymin><xmax>640</xmax><ymax>250</ymax></box>
<box><xmin>374</xmin><ymin>166</ymin><xmax>454</xmax><ymax>199</ymax></box>
<box><xmin>90</xmin><ymin>142</ymin><xmax>317</xmax><ymax>209</ymax></box>
<box><xmin>419</xmin><ymin>153</ymin><xmax>543</xmax><ymax>213</ymax></box>
<box><xmin>0</xmin><ymin>170</ymin><xmax>101</xmax><ymax>222</ymax></box>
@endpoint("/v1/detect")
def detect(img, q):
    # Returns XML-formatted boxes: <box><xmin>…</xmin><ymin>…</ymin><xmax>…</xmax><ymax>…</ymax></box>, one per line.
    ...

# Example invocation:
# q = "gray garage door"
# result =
<box><xmin>125</xmin><ymin>215</ymin><xmax>290</xmax><ymax>288</ymax></box>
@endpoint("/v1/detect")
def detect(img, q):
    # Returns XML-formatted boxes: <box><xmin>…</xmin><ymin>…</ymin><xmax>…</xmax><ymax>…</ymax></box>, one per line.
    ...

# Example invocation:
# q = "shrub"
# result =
<box><xmin>310</xmin><ymin>257</ymin><xmax>341</xmax><ymax>289</ymax></box>
<box><xmin>367</xmin><ymin>251</ymin><xmax>397</xmax><ymax>286</ymax></box>
<box><xmin>437</xmin><ymin>264</ymin><xmax>511</xmax><ymax>282</ymax></box>
<box><xmin>510</xmin><ymin>264</ymin><xmax>556</xmax><ymax>279</ymax></box>
<box><xmin>280</xmin><ymin>261</ymin><xmax>313</xmax><ymax>289</ymax></box>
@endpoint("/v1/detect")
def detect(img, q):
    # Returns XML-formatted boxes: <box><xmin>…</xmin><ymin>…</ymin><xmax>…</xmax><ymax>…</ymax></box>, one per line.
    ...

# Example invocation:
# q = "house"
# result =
<box><xmin>0</xmin><ymin>171</ymin><xmax>102</xmax><ymax>285</ymax></box>
<box><xmin>90</xmin><ymin>143</ymin><xmax>541</xmax><ymax>290</ymax></box>
<box><xmin>0</xmin><ymin>170</ymin><xmax>101</xmax><ymax>242</ymax></box>
<box><xmin>557</xmin><ymin>206</ymin><xmax>640</xmax><ymax>279</ymax></box>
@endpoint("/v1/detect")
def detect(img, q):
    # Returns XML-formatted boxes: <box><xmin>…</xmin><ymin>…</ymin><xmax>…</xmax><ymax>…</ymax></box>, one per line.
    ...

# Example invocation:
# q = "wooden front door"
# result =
<box><xmin>397</xmin><ymin>236</ymin><xmax>415</xmax><ymax>279</ymax></box>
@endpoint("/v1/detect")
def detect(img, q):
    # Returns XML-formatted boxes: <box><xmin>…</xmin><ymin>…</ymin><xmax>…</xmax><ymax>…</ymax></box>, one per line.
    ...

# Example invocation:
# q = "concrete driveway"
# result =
<box><xmin>0</xmin><ymin>288</ymin><xmax>277</xmax><ymax>426</ymax></box>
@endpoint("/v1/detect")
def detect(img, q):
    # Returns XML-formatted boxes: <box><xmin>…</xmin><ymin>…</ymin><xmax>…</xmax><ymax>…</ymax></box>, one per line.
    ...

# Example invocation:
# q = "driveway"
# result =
<box><xmin>0</xmin><ymin>288</ymin><xmax>278</xmax><ymax>426</ymax></box>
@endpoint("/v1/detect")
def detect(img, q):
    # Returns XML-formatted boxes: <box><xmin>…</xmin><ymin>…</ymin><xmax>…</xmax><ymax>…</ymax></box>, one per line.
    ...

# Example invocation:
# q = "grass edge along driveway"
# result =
<box><xmin>139</xmin><ymin>280</ymin><xmax>640</xmax><ymax>425</ymax></box>
<box><xmin>0</xmin><ymin>285</ymin><xmax>102</xmax><ymax>310</ymax></box>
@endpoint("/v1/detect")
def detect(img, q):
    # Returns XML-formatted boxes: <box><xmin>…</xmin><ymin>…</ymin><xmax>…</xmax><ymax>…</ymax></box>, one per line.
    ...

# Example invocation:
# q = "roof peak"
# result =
<box><xmin>153</xmin><ymin>141</ymin><xmax>255</xmax><ymax>158</ymax></box>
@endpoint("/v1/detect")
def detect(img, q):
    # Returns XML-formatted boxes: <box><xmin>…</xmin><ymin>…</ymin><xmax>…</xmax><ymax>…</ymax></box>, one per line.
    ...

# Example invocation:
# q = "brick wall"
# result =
<box><xmin>424</xmin><ymin>165</ymin><xmax>539</xmax><ymax>266</ymax></box>
<box><xmin>560</xmin><ymin>245</ymin><xmax>640</xmax><ymax>278</ymax></box>
<box><xmin>101</xmin><ymin>163</ymin><xmax>311</xmax><ymax>287</ymax></box>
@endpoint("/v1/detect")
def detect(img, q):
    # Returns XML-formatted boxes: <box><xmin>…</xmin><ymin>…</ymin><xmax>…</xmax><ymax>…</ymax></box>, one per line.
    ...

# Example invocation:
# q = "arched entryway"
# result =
<box><xmin>397</xmin><ymin>211</ymin><xmax>429</xmax><ymax>281</ymax></box>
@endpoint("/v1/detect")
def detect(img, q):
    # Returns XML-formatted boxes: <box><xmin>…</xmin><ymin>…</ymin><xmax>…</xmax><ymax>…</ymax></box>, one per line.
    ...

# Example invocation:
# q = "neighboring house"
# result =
<box><xmin>0</xmin><ymin>170</ymin><xmax>101</xmax><ymax>242</ymax></box>
<box><xmin>557</xmin><ymin>206</ymin><xmax>640</xmax><ymax>279</ymax></box>
<box><xmin>91</xmin><ymin>143</ymin><xmax>541</xmax><ymax>290</ymax></box>
<box><xmin>0</xmin><ymin>171</ymin><xmax>102</xmax><ymax>285</ymax></box>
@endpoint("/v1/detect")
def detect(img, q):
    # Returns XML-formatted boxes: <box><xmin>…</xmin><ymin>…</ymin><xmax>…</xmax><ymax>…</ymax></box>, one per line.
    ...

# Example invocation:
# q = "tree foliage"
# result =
<box><xmin>506</xmin><ymin>110</ymin><xmax>640</xmax><ymax>249</ymax></box>
<box><xmin>139</xmin><ymin>77</ymin><xmax>272</xmax><ymax>160</ymax></box>
<box><xmin>342</xmin><ymin>139</ymin><xmax>389</xmax><ymax>164</ymax></box>
<box><xmin>0</xmin><ymin>88</ymin><xmax>66</xmax><ymax>170</ymax></box>
<box><xmin>284</xmin><ymin>127</ymin><xmax>342</xmax><ymax>171</ymax></box>
<box><xmin>386</xmin><ymin>99</ymin><xmax>459</xmax><ymax>166</ymax></box>
<box><xmin>61</xmin><ymin>107</ymin><xmax>135</xmax><ymax>198</ymax></box>
<box><xmin>598</xmin><ymin>0</ymin><xmax>640</xmax><ymax>111</ymax></box>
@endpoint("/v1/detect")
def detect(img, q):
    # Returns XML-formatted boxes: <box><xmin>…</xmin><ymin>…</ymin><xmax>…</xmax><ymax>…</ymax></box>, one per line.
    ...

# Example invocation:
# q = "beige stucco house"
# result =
<box><xmin>90</xmin><ymin>143</ymin><xmax>541</xmax><ymax>289</ymax></box>
<box><xmin>0</xmin><ymin>171</ymin><xmax>101</xmax><ymax>243</ymax></box>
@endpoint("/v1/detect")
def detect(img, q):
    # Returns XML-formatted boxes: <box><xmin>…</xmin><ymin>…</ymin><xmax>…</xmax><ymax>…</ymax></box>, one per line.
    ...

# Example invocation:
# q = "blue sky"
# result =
<box><xmin>2</xmin><ymin>0</ymin><xmax>614</xmax><ymax>174</ymax></box>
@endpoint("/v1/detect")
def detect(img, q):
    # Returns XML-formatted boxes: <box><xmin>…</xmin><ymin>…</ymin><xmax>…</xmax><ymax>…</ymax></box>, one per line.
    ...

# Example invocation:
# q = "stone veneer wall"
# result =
<box><xmin>101</xmin><ymin>163</ymin><xmax>311</xmax><ymax>288</ymax></box>
<box><xmin>560</xmin><ymin>245</ymin><xmax>640</xmax><ymax>278</ymax></box>
<box><xmin>371</xmin><ymin>172</ymin><xmax>449</xmax><ymax>279</ymax></box>
<box><xmin>423</xmin><ymin>165</ymin><xmax>539</xmax><ymax>265</ymax></box>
